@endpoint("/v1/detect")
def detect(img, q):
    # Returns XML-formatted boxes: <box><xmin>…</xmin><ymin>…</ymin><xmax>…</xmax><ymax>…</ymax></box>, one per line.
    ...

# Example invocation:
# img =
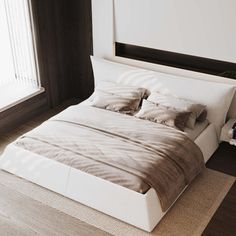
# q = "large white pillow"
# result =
<box><xmin>91</xmin><ymin>56</ymin><xmax>236</xmax><ymax>138</ymax></box>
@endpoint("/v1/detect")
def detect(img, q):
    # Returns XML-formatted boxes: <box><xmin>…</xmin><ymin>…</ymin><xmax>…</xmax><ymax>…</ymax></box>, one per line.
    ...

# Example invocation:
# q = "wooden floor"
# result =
<box><xmin>0</xmin><ymin>103</ymin><xmax>235</xmax><ymax>236</ymax></box>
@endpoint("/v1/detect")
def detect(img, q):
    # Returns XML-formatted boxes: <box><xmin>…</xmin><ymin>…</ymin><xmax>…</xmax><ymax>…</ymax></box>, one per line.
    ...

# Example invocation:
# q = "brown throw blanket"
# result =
<box><xmin>16</xmin><ymin>105</ymin><xmax>204</xmax><ymax>211</ymax></box>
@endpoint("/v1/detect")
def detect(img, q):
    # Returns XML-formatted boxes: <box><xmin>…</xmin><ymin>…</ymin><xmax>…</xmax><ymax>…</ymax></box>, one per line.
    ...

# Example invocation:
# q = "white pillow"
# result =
<box><xmin>91</xmin><ymin>56</ymin><xmax>236</xmax><ymax>137</ymax></box>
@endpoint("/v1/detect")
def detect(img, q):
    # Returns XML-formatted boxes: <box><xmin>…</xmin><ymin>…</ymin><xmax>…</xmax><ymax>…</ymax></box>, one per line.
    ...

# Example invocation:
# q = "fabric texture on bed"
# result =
<box><xmin>135</xmin><ymin>100</ymin><xmax>190</xmax><ymax>131</ymax></box>
<box><xmin>147</xmin><ymin>92</ymin><xmax>206</xmax><ymax>129</ymax></box>
<box><xmin>16</xmin><ymin>105</ymin><xmax>204</xmax><ymax>212</ymax></box>
<box><xmin>90</xmin><ymin>90</ymin><xmax>141</xmax><ymax>114</ymax></box>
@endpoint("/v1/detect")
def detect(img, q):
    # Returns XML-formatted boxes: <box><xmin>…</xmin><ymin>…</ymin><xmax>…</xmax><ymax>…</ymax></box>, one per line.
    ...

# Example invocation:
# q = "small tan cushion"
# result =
<box><xmin>90</xmin><ymin>90</ymin><xmax>141</xmax><ymax>114</ymax></box>
<box><xmin>147</xmin><ymin>92</ymin><xmax>206</xmax><ymax>129</ymax></box>
<box><xmin>135</xmin><ymin>100</ymin><xmax>191</xmax><ymax>131</ymax></box>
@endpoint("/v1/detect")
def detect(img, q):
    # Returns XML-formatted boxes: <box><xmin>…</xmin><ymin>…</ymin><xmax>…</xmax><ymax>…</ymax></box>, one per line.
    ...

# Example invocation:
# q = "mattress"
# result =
<box><xmin>184</xmin><ymin>120</ymin><xmax>209</xmax><ymax>141</ymax></box>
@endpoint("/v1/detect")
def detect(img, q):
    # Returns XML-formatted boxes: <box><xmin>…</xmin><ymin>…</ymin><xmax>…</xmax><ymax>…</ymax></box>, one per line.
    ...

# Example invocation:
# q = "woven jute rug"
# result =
<box><xmin>0</xmin><ymin>168</ymin><xmax>234</xmax><ymax>236</ymax></box>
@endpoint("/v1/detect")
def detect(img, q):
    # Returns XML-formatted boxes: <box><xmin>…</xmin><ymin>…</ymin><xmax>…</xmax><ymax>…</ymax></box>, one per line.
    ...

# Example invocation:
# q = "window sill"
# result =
<box><xmin>0</xmin><ymin>83</ymin><xmax>45</xmax><ymax>113</ymax></box>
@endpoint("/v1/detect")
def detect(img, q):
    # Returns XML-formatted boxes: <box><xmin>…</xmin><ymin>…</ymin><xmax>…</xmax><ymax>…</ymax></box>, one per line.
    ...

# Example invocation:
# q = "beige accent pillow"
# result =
<box><xmin>135</xmin><ymin>100</ymin><xmax>191</xmax><ymax>131</ymax></box>
<box><xmin>147</xmin><ymin>92</ymin><xmax>206</xmax><ymax>129</ymax></box>
<box><xmin>96</xmin><ymin>82</ymin><xmax>148</xmax><ymax>99</ymax></box>
<box><xmin>90</xmin><ymin>90</ymin><xmax>141</xmax><ymax>114</ymax></box>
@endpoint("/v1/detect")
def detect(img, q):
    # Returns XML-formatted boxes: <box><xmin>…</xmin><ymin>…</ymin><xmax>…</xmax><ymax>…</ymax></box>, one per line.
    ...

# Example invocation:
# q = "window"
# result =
<box><xmin>0</xmin><ymin>0</ymin><xmax>43</xmax><ymax>111</ymax></box>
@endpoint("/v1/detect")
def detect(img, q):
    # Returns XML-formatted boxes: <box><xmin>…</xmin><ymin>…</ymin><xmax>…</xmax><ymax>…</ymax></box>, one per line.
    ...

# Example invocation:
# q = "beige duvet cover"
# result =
<box><xmin>16</xmin><ymin>105</ymin><xmax>204</xmax><ymax>211</ymax></box>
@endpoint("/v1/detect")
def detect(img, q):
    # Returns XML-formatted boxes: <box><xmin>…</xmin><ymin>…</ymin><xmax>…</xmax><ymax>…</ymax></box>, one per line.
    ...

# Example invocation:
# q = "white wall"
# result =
<box><xmin>92</xmin><ymin>0</ymin><xmax>114</xmax><ymax>58</ymax></box>
<box><xmin>114</xmin><ymin>0</ymin><xmax>236</xmax><ymax>63</ymax></box>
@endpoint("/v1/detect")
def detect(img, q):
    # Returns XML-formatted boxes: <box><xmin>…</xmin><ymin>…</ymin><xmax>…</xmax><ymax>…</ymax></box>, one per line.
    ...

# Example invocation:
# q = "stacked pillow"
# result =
<box><xmin>135</xmin><ymin>100</ymin><xmax>191</xmax><ymax>131</ymax></box>
<box><xmin>90</xmin><ymin>82</ymin><xmax>207</xmax><ymax>131</ymax></box>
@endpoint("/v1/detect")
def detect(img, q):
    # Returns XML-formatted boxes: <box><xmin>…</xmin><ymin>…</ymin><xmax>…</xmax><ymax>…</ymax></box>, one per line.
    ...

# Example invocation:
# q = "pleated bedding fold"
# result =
<box><xmin>16</xmin><ymin>105</ymin><xmax>204</xmax><ymax>211</ymax></box>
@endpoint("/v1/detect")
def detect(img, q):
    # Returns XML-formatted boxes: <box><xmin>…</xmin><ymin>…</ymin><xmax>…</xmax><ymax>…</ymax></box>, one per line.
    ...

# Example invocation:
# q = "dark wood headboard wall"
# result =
<box><xmin>116</xmin><ymin>43</ymin><xmax>236</xmax><ymax>79</ymax></box>
<box><xmin>31</xmin><ymin>0</ymin><xmax>93</xmax><ymax>107</ymax></box>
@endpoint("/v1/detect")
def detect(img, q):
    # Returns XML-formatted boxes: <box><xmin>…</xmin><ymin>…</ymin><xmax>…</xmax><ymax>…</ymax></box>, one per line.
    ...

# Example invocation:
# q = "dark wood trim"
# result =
<box><xmin>115</xmin><ymin>43</ymin><xmax>236</xmax><ymax>78</ymax></box>
<box><xmin>30</xmin><ymin>0</ymin><xmax>64</xmax><ymax>107</ymax></box>
<box><xmin>30</xmin><ymin>0</ymin><xmax>93</xmax><ymax>107</ymax></box>
<box><xmin>0</xmin><ymin>92</ymin><xmax>49</xmax><ymax>134</ymax></box>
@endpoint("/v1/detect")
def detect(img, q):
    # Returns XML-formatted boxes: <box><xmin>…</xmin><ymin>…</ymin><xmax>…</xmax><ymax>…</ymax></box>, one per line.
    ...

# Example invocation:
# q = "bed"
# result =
<box><xmin>0</xmin><ymin>0</ymin><xmax>236</xmax><ymax>232</ymax></box>
<box><xmin>0</xmin><ymin>56</ymin><xmax>235</xmax><ymax>232</ymax></box>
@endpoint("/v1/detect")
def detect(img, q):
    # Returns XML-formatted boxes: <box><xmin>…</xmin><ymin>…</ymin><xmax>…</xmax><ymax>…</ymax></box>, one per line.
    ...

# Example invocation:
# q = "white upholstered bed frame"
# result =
<box><xmin>0</xmin><ymin>123</ymin><xmax>218</xmax><ymax>232</ymax></box>
<box><xmin>0</xmin><ymin>0</ymin><xmax>236</xmax><ymax>232</ymax></box>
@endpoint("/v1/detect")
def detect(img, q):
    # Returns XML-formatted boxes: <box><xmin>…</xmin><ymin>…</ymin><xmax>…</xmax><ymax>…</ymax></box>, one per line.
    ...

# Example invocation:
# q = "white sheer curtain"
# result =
<box><xmin>0</xmin><ymin>0</ymin><xmax>39</xmax><ymax>88</ymax></box>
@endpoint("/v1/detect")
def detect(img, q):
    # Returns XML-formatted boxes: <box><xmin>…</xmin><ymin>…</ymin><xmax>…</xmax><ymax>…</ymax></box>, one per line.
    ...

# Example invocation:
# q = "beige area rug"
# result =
<box><xmin>0</xmin><ymin>168</ymin><xmax>234</xmax><ymax>236</ymax></box>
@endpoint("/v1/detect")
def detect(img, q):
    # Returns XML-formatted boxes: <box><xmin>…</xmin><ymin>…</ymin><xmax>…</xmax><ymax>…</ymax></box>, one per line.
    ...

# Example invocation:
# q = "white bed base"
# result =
<box><xmin>0</xmin><ymin>123</ymin><xmax>218</xmax><ymax>232</ymax></box>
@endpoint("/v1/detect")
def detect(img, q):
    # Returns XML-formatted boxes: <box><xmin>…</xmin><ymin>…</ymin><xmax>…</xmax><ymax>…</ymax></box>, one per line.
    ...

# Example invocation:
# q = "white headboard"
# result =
<box><xmin>91</xmin><ymin>0</ymin><xmax>236</xmax><ymax>119</ymax></box>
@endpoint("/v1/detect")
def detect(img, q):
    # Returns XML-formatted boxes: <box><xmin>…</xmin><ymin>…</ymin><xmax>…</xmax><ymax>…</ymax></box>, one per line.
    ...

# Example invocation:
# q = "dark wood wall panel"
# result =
<box><xmin>31</xmin><ymin>0</ymin><xmax>62</xmax><ymax>106</ymax></box>
<box><xmin>0</xmin><ymin>93</ymin><xmax>48</xmax><ymax>134</ymax></box>
<box><xmin>66</xmin><ymin>0</ymin><xmax>94</xmax><ymax>100</ymax></box>
<box><xmin>31</xmin><ymin>0</ymin><xmax>93</xmax><ymax>107</ymax></box>
<box><xmin>116</xmin><ymin>43</ymin><xmax>236</xmax><ymax>79</ymax></box>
